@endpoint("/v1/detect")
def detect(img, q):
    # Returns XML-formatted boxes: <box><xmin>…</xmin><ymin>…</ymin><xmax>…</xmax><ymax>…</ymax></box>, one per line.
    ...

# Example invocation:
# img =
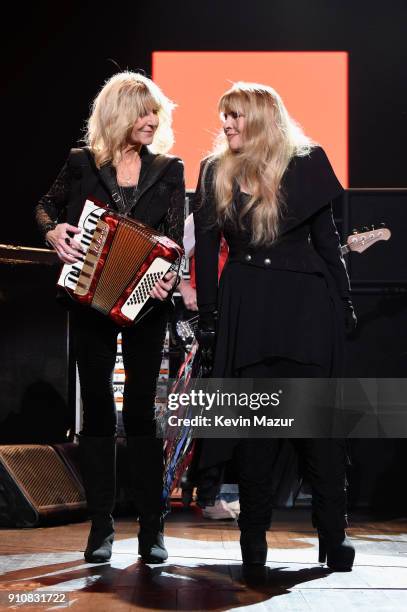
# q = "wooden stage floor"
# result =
<box><xmin>1</xmin><ymin>506</ymin><xmax>406</xmax><ymax>611</ymax></box>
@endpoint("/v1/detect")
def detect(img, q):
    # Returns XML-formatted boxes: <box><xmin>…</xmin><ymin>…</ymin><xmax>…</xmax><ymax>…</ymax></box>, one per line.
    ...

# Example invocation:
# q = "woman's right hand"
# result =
<box><xmin>179</xmin><ymin>279</ymin><xmax>198</xmax><ymax>311</ymax></box>
<box><xmin>46</xmin><ymin>223</ymin><xmax>83</xmax><ymax>264</ymax></box>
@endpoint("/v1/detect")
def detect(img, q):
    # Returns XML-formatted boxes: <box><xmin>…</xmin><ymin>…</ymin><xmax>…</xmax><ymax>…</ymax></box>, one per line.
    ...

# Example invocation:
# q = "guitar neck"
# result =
<box><xmin>341</xmin><ymin>226</ymin><xmax>390</xmax><ymax>256</ymax></box>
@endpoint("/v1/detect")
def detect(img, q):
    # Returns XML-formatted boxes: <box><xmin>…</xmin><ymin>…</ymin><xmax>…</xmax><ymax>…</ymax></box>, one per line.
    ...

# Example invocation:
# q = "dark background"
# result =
<box><xmin>1</xmin><ymin>0</ymin><xmax>406</xmax><ymax>512</ymax></box>
<box><xmin>2</xmin><ymin>0</ymin><xmax>407</xmax><ymax>246</ymax></box>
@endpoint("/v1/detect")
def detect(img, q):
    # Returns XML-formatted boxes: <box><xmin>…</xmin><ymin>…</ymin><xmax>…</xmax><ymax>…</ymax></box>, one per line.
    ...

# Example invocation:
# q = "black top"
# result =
<box><xmin>193</xmin><ymin>146</ymin><xmax>350</xmax><ymax>375</ymax></box>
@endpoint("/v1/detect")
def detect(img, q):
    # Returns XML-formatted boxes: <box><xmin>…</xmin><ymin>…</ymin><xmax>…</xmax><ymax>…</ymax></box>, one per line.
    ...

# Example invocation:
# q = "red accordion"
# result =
<box><xmin>57</xmin><ymin>198</ymin><xmax>184</xmax><ymax>326</ymax></box>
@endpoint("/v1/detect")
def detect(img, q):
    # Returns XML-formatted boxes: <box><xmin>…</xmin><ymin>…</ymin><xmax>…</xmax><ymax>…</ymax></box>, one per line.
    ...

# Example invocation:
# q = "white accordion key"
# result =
<box><xmin>121</xmin><ymin>257</ymin><xmax>173</xmax><ymax>320</ymax></box>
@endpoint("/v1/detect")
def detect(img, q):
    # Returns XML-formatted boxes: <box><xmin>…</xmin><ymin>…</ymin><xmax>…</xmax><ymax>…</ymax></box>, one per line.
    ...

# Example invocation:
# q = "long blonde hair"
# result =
<box><xmin>212</xmin><ymin>82</ymin><xmax>315</xmax><ymax>245</ymax></box>
<box><xmin>85</xmin><ymin>71</ymin><xmax>175</xmax><ymax>168</ymax></box>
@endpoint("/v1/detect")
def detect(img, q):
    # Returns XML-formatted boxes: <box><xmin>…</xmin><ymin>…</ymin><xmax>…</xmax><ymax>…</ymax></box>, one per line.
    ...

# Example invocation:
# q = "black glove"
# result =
<box><xmin>343</xmin><ymin>298</ymin><xmax>357</xmax><ymax>334</ymax></box>
<box><xmin>195</xmin><ymin>311</ymin><xmax>217</xmax><ymax>377</ymax></box>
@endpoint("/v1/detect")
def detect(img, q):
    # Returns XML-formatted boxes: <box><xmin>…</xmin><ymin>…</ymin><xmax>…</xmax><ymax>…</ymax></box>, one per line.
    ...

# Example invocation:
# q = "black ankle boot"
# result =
<box><xmin>240</xmin><ymin>530</ymin><xmax>268</xmax><ymax>566</ymax></box>
<box><xmin>138</xmin><ymin>515</ymin><xmax>168</xmax><ymax>563</ymax></box>
<box><xmin>84</xmin><ymin>517</ymin><xmax>115</xmax><ymax>563</ymax></box>
<box><xmin>318</xmin><ymin>531</ymin><xmax>355</xmax><ymax>571</ymax></box>
<box><xmin>79</xmin><ymin>435</ymin><xmax>116</xmax><ymax>563</ymax></box>
<box><xmin>127</xmin><ymin>436</ymin><xmax>168</xmax><ymax>563</ymax></box>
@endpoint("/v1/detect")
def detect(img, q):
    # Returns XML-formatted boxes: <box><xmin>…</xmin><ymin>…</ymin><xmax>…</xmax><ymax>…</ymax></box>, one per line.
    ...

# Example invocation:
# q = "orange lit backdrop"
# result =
<box><xmin>153</xmin><ymin>51</ymin><xmax>348</xmax><ymax>189</ymax></box>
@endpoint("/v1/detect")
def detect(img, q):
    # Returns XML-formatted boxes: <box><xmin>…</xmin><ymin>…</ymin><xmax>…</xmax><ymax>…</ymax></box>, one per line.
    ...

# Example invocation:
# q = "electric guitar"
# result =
<box><xmin>340</xmin><ymin>224</ymin><xmax>391</xmax><ymax>255</ymax></box>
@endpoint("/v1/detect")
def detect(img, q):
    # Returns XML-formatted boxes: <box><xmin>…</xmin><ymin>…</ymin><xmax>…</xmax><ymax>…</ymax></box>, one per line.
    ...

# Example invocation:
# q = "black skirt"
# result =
<box><xmin>212</xmin><ymin>260</ymin><xmax>341</xmax><ymax>377</ymax></box>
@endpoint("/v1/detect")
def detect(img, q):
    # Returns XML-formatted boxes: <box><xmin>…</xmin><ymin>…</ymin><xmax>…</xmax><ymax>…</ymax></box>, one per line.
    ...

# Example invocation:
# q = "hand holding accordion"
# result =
<box><xmin>57</xmin><ymin>198</ymin><xmax>184</xmax><ymax>326</ymax></box>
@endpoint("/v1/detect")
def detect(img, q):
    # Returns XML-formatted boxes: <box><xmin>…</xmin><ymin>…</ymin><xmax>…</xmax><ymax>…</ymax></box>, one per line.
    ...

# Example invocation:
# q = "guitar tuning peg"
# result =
<box><xmin>362</xmin><ymin>226</ymin><xmax>369</xmax><ymax>232</ymax></box>
<box><xmin>352</xmin><ymin>228</ymin><xmax>358</xmax><ymax>234</ymax></box>
<box><xmin>380</xmin><ymin>222</ymin><xmax>386</xmax><ymax>227</ymax></box>
<box><xmin>371</xmin><ymin>224</ymin><xmax>375</xmax><ymax>230</ymax></box>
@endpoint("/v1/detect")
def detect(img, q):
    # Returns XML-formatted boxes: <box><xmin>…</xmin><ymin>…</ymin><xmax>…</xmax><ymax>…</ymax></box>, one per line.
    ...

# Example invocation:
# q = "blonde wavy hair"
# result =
<box><xmin>211</xmin><ymin>82</ymin><xmax>315</xmax><ymax>245</ymax></box>
<box><xmin>85</xmin><ymin>71</ymin><xmax>175</xmax><ymax>168</ymax></box>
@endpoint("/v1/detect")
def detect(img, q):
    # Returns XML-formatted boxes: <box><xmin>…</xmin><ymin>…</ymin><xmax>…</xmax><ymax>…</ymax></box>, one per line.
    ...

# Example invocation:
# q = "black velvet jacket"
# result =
<box><xmin>193</xmin><ymin>146</ymin><xmax>350</xmax><ymax>314</ymax></box>
<box><xmin>35</xmin><ymin>145</ymin><xmax>185</xmax><ymax>249</ymax></box>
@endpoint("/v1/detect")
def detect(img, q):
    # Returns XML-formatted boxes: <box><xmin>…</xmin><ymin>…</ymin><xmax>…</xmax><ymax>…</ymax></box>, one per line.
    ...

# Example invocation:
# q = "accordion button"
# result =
<box><xmin>245</xmin><ymin>254</ymin><xmax>252</xmax><ymax>262</ymax></box>
<box><xmin>264</xmin><ymin>258</ymin><xmax>271</xmax><ymax>266</ymax></box>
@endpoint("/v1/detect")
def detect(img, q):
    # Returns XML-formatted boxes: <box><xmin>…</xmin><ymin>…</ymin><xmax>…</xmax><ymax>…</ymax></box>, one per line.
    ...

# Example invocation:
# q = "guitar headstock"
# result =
<box><xmin>346</xmin><ymin>224</ymin><xmax>391</xmax><ymax>253</ymax></box>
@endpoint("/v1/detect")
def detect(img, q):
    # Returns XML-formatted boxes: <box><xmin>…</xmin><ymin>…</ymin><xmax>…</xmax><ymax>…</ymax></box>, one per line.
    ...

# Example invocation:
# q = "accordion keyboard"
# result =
<box><xmin>75</xmin><ymin>220</ymin><xmax>110</xmax><ymax>296</ymax></box>
<box><xmin>58</xmin><ymin>200</ymin><xmax>105</xmax><ymax>291</ymax></box>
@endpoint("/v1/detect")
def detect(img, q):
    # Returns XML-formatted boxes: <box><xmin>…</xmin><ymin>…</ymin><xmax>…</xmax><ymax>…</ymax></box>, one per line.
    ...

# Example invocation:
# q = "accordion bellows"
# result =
<box><xmin>57</xmin><ymin>199</ymin><xmax>183</xmax><ymax>325</ymax></box>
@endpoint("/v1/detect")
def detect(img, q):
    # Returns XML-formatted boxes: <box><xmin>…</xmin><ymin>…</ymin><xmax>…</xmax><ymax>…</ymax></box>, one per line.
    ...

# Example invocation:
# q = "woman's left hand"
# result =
<box><xmin>150</xmin><ymin>271</ymin><xmax>177</xmax><ymax>301</ymax></box>
<box><xmin>343</xmin><ymin>298</ymin><xmax>357</xmax><ymax>334</ymax></box>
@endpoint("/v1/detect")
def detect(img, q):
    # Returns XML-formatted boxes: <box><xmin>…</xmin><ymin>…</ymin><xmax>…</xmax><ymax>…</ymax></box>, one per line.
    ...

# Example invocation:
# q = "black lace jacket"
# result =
<box><xmin>35</xmin><ymin>146</ymin><xmax>185</xmax><ymax>249</ymax></box>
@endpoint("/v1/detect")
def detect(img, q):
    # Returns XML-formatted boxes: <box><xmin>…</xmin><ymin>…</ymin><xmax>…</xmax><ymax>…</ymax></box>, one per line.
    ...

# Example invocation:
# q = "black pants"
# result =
<box><xmin>236</xmin><ymin>358</ymin><xmax>348</xmax><ymax>534</ymax></box>
<box><xmin>72</xmin><ymin>305</ymin><xmax>169</xmax><ymax>437</ymax></box>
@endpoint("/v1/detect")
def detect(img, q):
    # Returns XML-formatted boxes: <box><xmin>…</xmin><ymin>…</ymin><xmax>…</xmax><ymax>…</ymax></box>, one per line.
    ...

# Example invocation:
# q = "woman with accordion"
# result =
<box><xmin>35</xmin><ymin>72</ymin><xmax>185</xmax><ymax>564</ymax></box>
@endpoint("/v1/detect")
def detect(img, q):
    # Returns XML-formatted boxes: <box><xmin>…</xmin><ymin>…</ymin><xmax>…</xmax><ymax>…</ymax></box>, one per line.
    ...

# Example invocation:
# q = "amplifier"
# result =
<box><xmin>0</xmin><ymin>445</ymin><xmax>86</xmax><ymax>527</ymax></box>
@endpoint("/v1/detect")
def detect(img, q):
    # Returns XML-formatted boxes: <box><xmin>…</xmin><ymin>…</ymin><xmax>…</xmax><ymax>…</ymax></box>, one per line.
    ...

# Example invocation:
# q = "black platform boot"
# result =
<box><xmin>317</xmin><ymin>530</ymin><xmax>355</xmax><ymax>571</ymax></box>
<box><xmin>304</xmin><ymin>439</ymin><xmax>355</xmax><ymax>572</ymax></box>
<box><xmin>78</xmin><ymin>435</ymin><xmax>116</xmax><ymax>563</ymax></box>
<box><xmin>127</xmin><ymin>436</ymin><xmax>168</xmax><ymax>563</ymax></box>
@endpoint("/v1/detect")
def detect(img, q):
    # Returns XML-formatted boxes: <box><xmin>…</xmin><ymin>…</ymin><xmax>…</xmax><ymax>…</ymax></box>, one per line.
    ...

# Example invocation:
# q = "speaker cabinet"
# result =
<box><xmin>341</xmin><ymin>190</ymin><xmax>407</xmax><ymax>512</ymax></box>
<box><xmin>345</xmin><ymin>292</ymin><xmax>407</xmax><ymax>377</ymax></box>
<box><xmin>0</xmin><ymin>445</ymin><xmax>85</xmax><ymax>527</ymax></box>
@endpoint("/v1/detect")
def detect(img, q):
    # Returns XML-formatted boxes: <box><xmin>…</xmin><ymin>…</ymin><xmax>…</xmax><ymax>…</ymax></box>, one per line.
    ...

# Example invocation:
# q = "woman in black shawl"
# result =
<box><xmin>193</xmin><ymin>82</ymin><xmax>356</xmax><ymax>571</ymax></box>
